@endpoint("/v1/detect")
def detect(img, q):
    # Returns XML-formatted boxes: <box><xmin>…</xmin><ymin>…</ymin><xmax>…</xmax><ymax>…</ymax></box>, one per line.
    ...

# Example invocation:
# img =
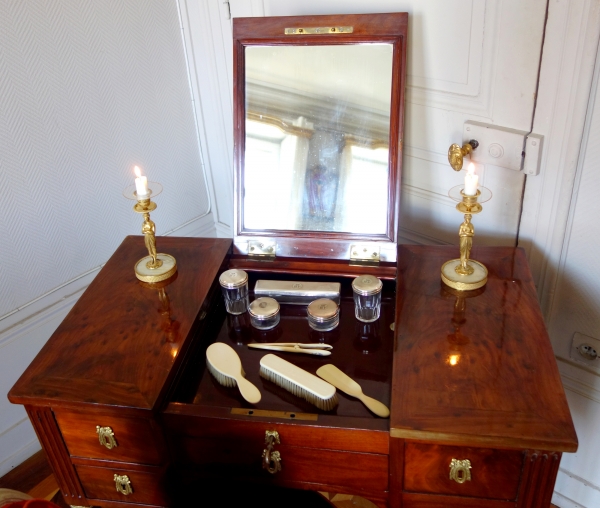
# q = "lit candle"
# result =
<box><xmin>134</xmin><ymin>166</ymin><xmax>148</xmax><ymax>198</ymax></box>
<box><xmin>464</xmin><ymin>163</ymin><xmax>478</xmax><ymax>196</ymax></box>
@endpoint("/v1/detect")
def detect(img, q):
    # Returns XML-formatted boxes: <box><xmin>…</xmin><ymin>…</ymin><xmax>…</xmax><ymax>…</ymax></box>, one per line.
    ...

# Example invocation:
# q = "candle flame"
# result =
<box><xmin>134</xmin><ymin>165</ymin><xmax>142</xmax><ymax>178</ymax></box>
<box><xmin>467</xmin><ymin>162</ymin><xmax>475</xmax><ymax>175</ymax></box>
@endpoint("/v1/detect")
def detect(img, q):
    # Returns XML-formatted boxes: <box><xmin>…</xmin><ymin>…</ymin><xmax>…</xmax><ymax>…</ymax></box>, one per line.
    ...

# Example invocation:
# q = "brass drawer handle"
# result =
<box><xmin>96</xmin><ymin>426</ymin><xmax>118</xmax><ymax>449</ymax></box>
<box><xmin>262</xmin><ymin>430</ymin><xmax>282</xmax><ymax>474</ymax></box>
<box><xmin>449</xmin><ymin>458</ymin><xmax>472</xmax><ymax>484</ymax></box>
<box><xmin>114</xmin><ymin>474</ymin><xmax>133</xmax><ymax>495</ymax></box>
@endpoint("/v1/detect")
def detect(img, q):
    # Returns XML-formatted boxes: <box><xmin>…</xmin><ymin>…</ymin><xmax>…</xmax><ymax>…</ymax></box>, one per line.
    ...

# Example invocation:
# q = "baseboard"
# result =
<box><xmin>0</xmin><ymin>422</ymin><xmax>41</xmax><ymax>478</ymax></box>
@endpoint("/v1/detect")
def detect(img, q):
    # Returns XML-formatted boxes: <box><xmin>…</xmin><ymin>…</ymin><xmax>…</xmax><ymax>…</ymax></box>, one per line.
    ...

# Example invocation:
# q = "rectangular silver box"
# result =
<box><xmin>254</xmin><ymin>280</ymin><xmax>341</xmax><ymax>305</ymax></box>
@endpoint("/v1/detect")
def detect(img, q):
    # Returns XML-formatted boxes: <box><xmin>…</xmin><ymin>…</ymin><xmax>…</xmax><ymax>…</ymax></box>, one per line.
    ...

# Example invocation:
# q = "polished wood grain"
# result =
<box><xmin>404</xmin><ymin>442</ymin><xmax>523</xmax><ymax>500</ymax></box>
<box><xmin>391</xmin><ymin>246</ymin><xmax>578</xmax><ymax>453</ymax></box>
<box><xmin>9</xmin><ymin>236</ymin><xmax>232</xmax><ymax>412</ymax></box>
<box><xmin>54</xmin><ymin>410</ymin><xmax>165</xmax><ymax>465</ymax></box>
<box><xmin>232</xmin><ymin>14</ymin><xmax>407</xmax><ymax>263</ymax></box>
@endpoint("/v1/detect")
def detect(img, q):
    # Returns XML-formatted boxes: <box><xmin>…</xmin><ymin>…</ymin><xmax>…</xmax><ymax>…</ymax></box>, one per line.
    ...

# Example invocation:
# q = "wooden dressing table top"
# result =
<box><xmin>391</xmin><ymin>245</ymin><xmax>578</xmax><ymax>452</ymax></box>
<box><xmin>9</xmin><ymin>236</ymin><xmax>232</xmax><ymax>413</ymax></box>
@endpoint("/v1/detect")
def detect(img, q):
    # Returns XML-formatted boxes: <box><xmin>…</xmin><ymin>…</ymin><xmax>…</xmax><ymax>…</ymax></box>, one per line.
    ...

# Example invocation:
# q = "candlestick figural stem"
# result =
<box><xmin>441</xmin><ymin>190</ymin><xmax>488</xmax><ymax>291</ymax></box>
<box><xmin>142</xmin><ymin>212</ymin><xmax>162</xmax><ymax>269</ymax></box>
<box><xmin>457</xmin><ymin>214</ymin><xmax>474</xmax><ymax>275</ymax></box>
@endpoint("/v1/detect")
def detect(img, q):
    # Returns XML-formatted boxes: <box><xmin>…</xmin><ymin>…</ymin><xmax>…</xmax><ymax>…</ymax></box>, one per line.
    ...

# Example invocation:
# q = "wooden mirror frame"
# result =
<box><xmin>232</xmin><ymin>13</ymin><xmax>407</xmax><ymax>272</ymax></box>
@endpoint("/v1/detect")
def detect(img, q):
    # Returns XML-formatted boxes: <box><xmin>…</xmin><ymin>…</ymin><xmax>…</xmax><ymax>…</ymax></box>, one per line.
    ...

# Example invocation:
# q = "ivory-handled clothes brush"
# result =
<box><xmin>259</xmin><ymin>354</ymin><xmax>338</xmax><ymax>411</ymax></box>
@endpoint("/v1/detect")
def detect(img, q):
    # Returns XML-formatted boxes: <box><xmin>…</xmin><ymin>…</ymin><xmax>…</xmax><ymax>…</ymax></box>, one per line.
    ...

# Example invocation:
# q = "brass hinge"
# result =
<box><xmin>350</xmin><ymin>244</ymin><xmax>380</xmax><ymax>266</ymax></box>
<box><xmin>247</xmin><ymin>241</ymin><xmax>277</xmax><ymax>261</ymax></box>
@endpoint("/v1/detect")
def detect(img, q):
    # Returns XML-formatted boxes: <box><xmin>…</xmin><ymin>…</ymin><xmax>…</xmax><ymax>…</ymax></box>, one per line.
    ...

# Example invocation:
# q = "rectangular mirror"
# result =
<box><xmin>233</xmin><ymin>14</ymin><xmax>407</xmax><ymax>263</ymax></box>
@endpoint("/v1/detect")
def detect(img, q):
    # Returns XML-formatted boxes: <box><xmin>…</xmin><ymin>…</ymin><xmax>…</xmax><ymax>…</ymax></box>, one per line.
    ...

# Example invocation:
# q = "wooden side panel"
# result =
<box><xmin>404</xmin><ymin>443</ymin><xmax>523</xmax><ymax>501</ymax></box>
<box><xmin>25</xmin><ymin>406</ymin><xmax>87</xmax><ymax>505</ymax></box>
<box><xmin>517</xmin><ymin>451</ymin><xmax>561</xmax><ymax>508</ymax></box>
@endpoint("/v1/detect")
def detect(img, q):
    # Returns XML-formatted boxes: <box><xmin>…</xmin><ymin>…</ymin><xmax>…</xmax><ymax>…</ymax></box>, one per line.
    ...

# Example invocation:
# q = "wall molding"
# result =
<box><xmin>519</xmin><ymin>0</ymin><xmax>600</xmax><ymax>309</ymax></box>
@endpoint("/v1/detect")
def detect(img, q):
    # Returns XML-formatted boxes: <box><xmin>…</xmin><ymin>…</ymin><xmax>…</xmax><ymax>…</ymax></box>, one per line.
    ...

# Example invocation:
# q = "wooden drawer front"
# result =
<box><xmin>55</xmin><ymin>411</ymin><xmax>163</xmax><ymax>465</ymax></box>
<box><xmin>164</xmin><ymin>414</ymin><xmax>389</xmax><ymax>455</ymax></box>
<box><xmin>404</xmin><ymin>443</ymin><xmax>523</xmax><ymax>501</ymax></box>
<box><xmin>172</xmin><ymin>435</ymin><xmax>388</xmax><ymax>492</ymax></box>
<box><xmin>75</xmin><ymin>464</ymin><xmax>167</xmax><ymax>506</ymax></box>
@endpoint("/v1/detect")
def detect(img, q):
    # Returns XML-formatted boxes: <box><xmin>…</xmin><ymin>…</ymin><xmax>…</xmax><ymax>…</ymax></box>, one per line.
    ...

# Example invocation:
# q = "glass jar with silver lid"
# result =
<box><xmin>219</xmin><ymin>269</ymin><xmax>249</xmax><ymax>315</ymax></box>
<box><xmin>307</xmin><ymin>298</ymin><xmax>340</xmax><ymax>332</ymax></box>
<box><xmin>248</xmin><ymin>297</ymin><xmax>281</xmax><ymax>330</ymax></box>
<box><xmin>352</xmin><ymin>274</ymin><xmax>383</xmax><ymax>323</ymax></box>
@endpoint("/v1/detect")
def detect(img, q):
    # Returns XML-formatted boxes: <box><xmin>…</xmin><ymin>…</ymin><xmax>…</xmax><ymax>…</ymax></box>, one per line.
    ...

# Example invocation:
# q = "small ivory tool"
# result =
<box><xmin>206</xmin><ymin>342</ymin><xmax>261</xmax><ymax>404</ymax></box>
<box><xmin>248</xmin><ymin>343</ymin><xmax>332</xmax><ymax>356</ymax></box>
<box><xmin>316</xmin><ymin>364</ymin><xmax>390</xmax><ymax>418</ymax></box>
<box><xmin>259</xmin><ymin>354</ymin><xmax>338</xmax><ymax>410</ymax></box>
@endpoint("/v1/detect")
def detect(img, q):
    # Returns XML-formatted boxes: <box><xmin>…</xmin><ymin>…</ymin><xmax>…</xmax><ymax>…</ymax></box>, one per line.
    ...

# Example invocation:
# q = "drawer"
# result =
<box><xmin>54</xmin><ymin>410</ymin><xmax>164</xmax><ymax>465</ymax></box>
<box><xmin>165</xmin><ymin>415</ymin><xmax>389</xmax><ymax>494</ymax></box>
<box><xmin>75</xmin><ymin>464</ymin><xmax>167</xmax><ymax>506</ymax></box>
<box><xmin>404</xmin><ymin>443</ymin><xmax>524</xmax><ymax>501</ymax></box>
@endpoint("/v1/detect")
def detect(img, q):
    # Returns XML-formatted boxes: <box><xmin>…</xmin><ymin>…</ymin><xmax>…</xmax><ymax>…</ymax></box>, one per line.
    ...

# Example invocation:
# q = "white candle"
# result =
<box><xmin>464</xmin><ymin>163</ymin><xmax>479</xmax><ymax>196</ymax></box>
<box><xmin>134</xmin><ymin>166</ymin><xmax>148</xmax><ymax>198</ymax></box>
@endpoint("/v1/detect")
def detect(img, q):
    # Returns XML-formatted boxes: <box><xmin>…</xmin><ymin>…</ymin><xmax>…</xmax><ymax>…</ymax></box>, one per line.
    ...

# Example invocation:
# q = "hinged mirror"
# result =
<box><xmin>232</xmin><ymin>13</ymin><xmax>407</xmax><ymax>269</ymax></box>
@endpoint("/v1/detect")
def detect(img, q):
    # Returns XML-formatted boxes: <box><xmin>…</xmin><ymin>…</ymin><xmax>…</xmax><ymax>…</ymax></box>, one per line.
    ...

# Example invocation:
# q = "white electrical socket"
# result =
<box><xmin>570</xmin><ymin>332</ymin><xmax>600</xmax><ymax>368</ymax></box>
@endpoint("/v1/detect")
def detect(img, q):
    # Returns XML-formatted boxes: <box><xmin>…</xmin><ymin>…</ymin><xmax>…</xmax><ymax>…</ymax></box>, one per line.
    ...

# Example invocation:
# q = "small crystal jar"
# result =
<box><xmin>248</xmin><ymin>297</ymin><xmax>280</xmax><ymax>330</ymax></box>
<box><xmin>352</xmin><ymin>275</ymin><xmax>383</xmax><ymax>323</ymax></box>
<box><xmin>307</xmin><ymin>298</ymin><xmax>340</xmax><ymax>332</ymax></box>
<box><xmin>219</xmin><ymin>269</ymin><xmax>249</xmax><ymax>315</ymax></box>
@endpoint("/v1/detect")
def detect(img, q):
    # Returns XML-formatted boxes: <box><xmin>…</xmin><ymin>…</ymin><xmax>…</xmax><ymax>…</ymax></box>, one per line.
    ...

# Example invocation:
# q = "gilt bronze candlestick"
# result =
<box><xmin>123</xmin><ymin>182</ymin><xmax>177</xmax><ymax>283</ymax></box>
<box><xmin>441</xmin><ymin>186</ymin><xmax>491</xmax><ymax>291</ymax></box>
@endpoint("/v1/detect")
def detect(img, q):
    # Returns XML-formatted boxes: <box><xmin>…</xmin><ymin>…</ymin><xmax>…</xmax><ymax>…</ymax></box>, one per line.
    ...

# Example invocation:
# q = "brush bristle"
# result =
<box><xmin>207</xmin><ymin>357</ymin><xmax>238</xmax><ymax>388</ymax></box>
<box><xmin>259</xmin><ymin>364</ymin><xmax>338</xmax><ymax>411</ymax></box>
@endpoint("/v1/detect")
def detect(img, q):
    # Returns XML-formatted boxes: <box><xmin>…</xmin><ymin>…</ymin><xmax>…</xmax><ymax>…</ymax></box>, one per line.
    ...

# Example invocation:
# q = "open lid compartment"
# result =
<box><xmin>232</xmin><ymin>13</ymin><xmax>408</xmax><ymax>274</ymax></box>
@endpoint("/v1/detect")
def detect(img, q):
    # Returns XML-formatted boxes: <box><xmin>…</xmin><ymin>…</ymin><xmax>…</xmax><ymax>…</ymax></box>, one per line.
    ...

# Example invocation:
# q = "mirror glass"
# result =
<box><xmin>243</xmin><ymin>44</ymin><xmax>393</xmax><ymax>235</ymax></box>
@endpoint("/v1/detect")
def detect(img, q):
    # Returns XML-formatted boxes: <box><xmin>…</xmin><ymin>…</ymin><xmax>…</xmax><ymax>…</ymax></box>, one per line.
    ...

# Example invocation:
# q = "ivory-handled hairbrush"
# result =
<box><xmin>316</xmin><ymin>364</ymin><xmax>390</xmax><ymax>418</ymax></box>
<box><xmin>206</xmin><ymin>342</ymin><xmax>261</xmax><ymax>404</ymax></box>
<box><xmin>259</xmin><ymin>354</ymin><xmax>338</xmax><ymax>411</ymax></box>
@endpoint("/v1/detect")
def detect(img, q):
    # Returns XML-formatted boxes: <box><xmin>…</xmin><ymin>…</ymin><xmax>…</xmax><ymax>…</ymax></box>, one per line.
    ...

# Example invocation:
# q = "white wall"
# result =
<box><xmin>546</xmin><ymin>41</ymin><xmax>600</xmax><ymax>508</ymax></box>
<box><xmin>0</xmin><ymin>0</ymin><xmax>216</xmax><ymax>476</ymax></box>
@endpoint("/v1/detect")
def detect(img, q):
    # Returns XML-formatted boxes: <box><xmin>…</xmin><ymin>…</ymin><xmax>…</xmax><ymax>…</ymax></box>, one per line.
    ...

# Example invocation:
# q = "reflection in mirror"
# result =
<box><xmin>243</xmin><ymin>44</ymin><xmax>393</xmax><ymax>235</ymax></box>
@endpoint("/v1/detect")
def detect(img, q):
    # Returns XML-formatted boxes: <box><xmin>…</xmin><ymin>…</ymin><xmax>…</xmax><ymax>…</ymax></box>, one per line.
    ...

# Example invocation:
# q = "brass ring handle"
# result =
<box><xmin>449</xmin><ymin>458</ymin><xmax>472</xmax><ymax>484</ymax></box>
<box><xmin>96</xmin><ymin>426</ymin><xmax>118</xmax><ymax>450</ymax></box>
<box><xmin>262</xmin><ymin>430</ymin><xmax>282</xmax><ymax>474</ymax></box>
<box><xmin>114</xmin><ymin>474</ymin><xmax>133</xmax><ymax>495</ymax></box>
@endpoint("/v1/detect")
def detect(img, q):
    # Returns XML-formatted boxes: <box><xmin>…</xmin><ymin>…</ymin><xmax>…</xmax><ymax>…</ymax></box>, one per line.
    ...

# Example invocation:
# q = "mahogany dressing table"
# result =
<box><xmin>8</xmin><ymin>13</ymin><xmax>576</xmax><ymax>508</ymax></box>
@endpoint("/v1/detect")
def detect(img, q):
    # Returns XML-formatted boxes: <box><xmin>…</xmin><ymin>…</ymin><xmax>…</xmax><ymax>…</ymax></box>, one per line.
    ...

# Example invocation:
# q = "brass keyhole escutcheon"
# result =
<box><xmin>96</xmin><ymin>426</ymin><xmax>118</xmax><ymax>450</ymax></box>
<box><xmin>114</xmin><ymin>474</ymin><xmax>133</xmax><ymax>495</ymax></box>
<box><xmin>262</xmin><ymin>430</ymin><xmax>282</xmax><ymax>474</ymax></box>
<box><xmin>449</xmin><ymin>458</ymin><xmax>472</xmax><ymax>484</ymax></box>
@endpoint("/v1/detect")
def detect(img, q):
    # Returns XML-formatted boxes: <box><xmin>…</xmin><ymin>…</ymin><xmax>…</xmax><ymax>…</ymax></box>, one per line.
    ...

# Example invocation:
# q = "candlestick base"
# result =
<box><xmin>134</xmin><ymin>253</ymin><xmax>177</xmax><ymax>283</ymax></box>
<box><xmin>441</xmin><ymin>259</ymin><xmax>488</xmax><ymax>291</ymax></box>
